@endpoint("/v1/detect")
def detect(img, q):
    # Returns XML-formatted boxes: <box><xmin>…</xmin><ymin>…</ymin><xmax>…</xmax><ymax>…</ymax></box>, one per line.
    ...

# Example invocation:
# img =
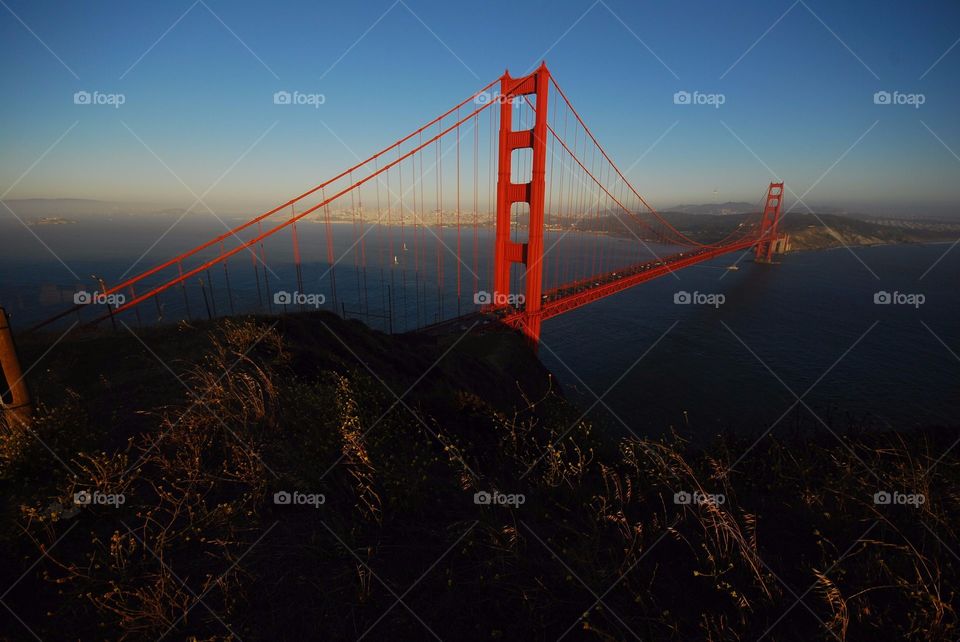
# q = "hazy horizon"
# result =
<box><xmin>2</xmin><ymin>194</ymin><xmax>957</xmax><ymax>221</ymax></box>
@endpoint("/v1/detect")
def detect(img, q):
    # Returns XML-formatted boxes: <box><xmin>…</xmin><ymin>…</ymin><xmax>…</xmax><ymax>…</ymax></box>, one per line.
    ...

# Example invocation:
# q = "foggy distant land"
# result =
<box><xmin>578</xmin><ymin>209</ymin><xmax>960</xmax><ymax>252</ymax></box>
<box><xmin>3</xmin><ymin>197</ymin><xmax>959</xmax><ymax>252</ymax></box>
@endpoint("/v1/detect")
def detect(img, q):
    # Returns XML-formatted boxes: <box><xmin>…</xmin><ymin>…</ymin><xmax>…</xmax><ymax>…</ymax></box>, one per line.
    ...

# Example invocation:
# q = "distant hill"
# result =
<box><xmin>778</xmin><ymin>212</ymin><xmax>960</xmax><ymax>250</ymax></box>
<box><xmin>669</xmin><ymin>201</ymin><xmax>857</xmax><ymax>217</ymax></box>
<box><xmin>668</xmin><ymin>201</ymin><xmax>756</xmax><ymax>216</ymax></box>
<box><xmin>570</xmin><ymin>209</ymin><xmax>960</xmax><ymax>250</ymax></box>
<box><xmin>0</xmin><ymin>199</ymin><xmax>217</xmax><ymax>220</ymax></box>
<box><xmin>0</xmin><ymin>198</ymin><xmax>146</xmax><ymax>219</ymax></box>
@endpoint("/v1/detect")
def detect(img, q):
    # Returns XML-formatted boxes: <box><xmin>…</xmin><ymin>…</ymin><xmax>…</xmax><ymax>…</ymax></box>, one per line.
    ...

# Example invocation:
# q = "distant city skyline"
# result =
<box><xmin>2</xmin><ymin>0</ymin><xmax>960</xmax><ymax>220</ymax></box>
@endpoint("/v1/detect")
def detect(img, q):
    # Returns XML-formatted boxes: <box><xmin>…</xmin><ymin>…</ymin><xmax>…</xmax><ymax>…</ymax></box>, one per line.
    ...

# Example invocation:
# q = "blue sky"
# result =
<box><xmin>2</xmin><ymin>0</ymin><xmax>959</xmax><ymax>216</ymax></box>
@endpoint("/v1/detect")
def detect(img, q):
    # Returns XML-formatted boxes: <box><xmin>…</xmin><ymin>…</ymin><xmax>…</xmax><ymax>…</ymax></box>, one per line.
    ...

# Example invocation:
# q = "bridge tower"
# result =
<box><xmin>492</xmin><ymin>63</ymin><xmax>550</xmax><ymax>346</ymax></box>
<box><xmin>754</xmin><ymin>181</ymin><xmax>784</xmax><ymax>263</ymax></box>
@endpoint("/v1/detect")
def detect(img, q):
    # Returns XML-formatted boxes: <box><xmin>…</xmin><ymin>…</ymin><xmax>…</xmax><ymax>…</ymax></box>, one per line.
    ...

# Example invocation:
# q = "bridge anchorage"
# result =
<box><xmin>27</xmin><ymin>61</ymin><xmax>787</xmax><ymax>349</ymax></box>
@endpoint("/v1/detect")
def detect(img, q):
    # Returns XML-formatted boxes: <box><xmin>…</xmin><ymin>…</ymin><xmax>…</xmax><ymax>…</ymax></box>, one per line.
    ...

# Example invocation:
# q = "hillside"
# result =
<box><xmin>573</xmin><ymin>209</ymin><xmax>959</xmax><ymax>251</ymax></box>
<box><xmin>0</xmin><ymin>314</ymin><xmax>957</xmax><ymax>640</ymax></box>
<box><xmin>779</xmin><ymin>212</ymin><xmax>958</xmax><ymax>250</ymax></box>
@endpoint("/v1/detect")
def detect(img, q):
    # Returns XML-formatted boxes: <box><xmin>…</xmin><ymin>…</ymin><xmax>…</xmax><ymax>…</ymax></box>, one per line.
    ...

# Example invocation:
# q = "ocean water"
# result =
<box><xmin>538</xmin><ymin>242</ymin><xmax>960</xmax><ymax>437</ymax></box>
<box><xmin>1</xmin><ymin>215</ymin><xmax>957</xmax><ymax>437</ymax></box>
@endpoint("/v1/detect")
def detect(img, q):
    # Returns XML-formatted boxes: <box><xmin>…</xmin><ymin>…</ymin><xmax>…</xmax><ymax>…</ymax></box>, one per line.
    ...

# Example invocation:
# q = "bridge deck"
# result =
<box><xmin>498</xmin><ymin>239</ymin><xmax>756</xmax><ymax>329</ymax></box>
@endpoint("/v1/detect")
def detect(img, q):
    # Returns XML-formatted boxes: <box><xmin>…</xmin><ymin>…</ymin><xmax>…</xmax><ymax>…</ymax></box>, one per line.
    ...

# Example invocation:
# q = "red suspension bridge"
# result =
<box><xmin>30</xmin><ymin>63</ymin><xmax>786</xmax><ymax>345</ymax></box>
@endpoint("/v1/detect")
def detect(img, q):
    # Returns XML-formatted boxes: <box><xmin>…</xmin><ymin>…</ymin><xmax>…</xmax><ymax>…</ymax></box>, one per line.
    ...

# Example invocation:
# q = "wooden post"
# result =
<box><xmin>0</xmin><ymin>307</ymin><xmax>32</xmax><ymax>429</ymax></box>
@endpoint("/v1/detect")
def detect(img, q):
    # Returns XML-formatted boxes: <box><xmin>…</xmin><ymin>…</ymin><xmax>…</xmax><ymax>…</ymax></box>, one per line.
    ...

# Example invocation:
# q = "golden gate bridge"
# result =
<box><xmin>29</xmin><ymin>63</ymin><xmax>786</xmax><ymax>345</ymax></box>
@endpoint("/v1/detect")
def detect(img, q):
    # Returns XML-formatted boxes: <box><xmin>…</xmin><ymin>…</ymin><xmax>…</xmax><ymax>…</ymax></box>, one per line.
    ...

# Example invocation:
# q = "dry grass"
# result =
<box><xmin>1</xmin><ymin>315</ymin><xmax>957</xmax><ymax>640</ymax></box>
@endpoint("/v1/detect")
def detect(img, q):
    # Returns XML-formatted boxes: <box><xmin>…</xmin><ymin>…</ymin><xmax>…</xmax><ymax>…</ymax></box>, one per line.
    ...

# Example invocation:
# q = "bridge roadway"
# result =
<box><xmin>418</xmin><ymin>236</ymin><xmax>758</xmax><ymax>336</ymax></box>
<box><xmin>500</xmin><ymin>237</ymin><xmax>757</xmax><ymax>328</ymax></box>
